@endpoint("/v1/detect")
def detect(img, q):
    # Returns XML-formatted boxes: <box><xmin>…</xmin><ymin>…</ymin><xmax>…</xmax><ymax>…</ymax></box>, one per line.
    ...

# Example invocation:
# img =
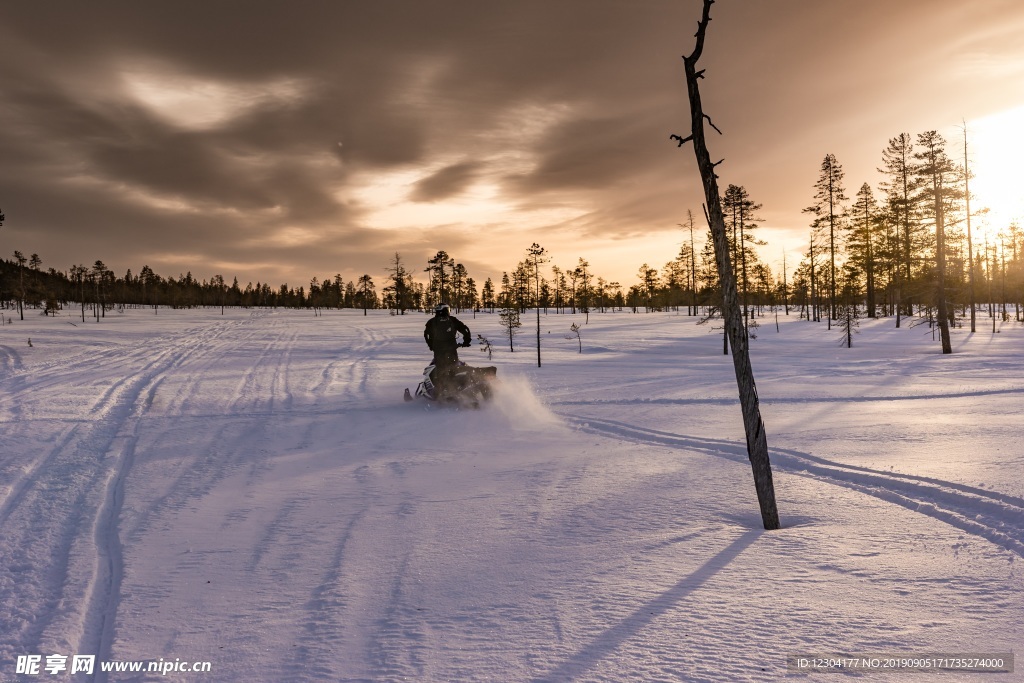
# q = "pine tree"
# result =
<box><xmin>574</xmin><ymin>258</ymin><xmax>592</xmax><ymax>323</ymax></box>
<box><xmin>806</xmin><ymin>154</ymin><xmax>847</xmax><ymax>325</ymax></box>
<box><xmin>356</xmin><ymin>274</ymin><xmax>375</xmax><ymax>316</ymax></box>
<box><xmin>464</xmin><ymin>276</ymin><xmax>478</xmax><ymax>314</ymax></box>
<box><xmin>498</xmin><ymin>272</ymin><xmax>512</xmax><ymax>310</ymax></box>
<box><xmin>849</xmin><ymin>183</ymin><xmax>880</xmax><ymax>317</ymax></box>
<box><xmin>526</xmin><ymin>243</ymin><xmax>548</xmax><ymax>367</ymax></box>
<box><xmin>212</xmin><ymin>274</ymin><xmax>227</xmax><ymax>314</ymax></box>
<box><xmin>1009</xmin><ymin>222</ymin><xmax>1023</xmax><ymax>322</ymax></box>
<box><xmin>837</xmin><ymin>303</ymin><xmax>859</xmax><ymax>348</ymax></box>
<box><xmin>637</xmin><ymin>264</ymin><xmax>659</xmax><ymax>311</ymax></box>
<box><xmin>803</xmin><ymin>228</ymin><xmax>825</xmax><ymax>322</ymax></box>
<box><xmin>512</xmin><ymin>262</ymin><xmax>530</xmax><ymax>313</ymax></box>
<box><xmin>69</xmin><ymin>264</ymin><xmax>86</xmax><ymax>323</ymax></box>
<box><xmin>450</xmin><ymin>263</ymin><xmax>465</xmax><ymax>312</ymax></box>
<box><xmin>481</xmin><ymin>277</ymin><xmax>496</xmax><ymax>313</ymax></box>
<box><xmin>12</xmin><ymin>250</ymin><xmax>27</xmax><ymax>320</ymax></box>
<box><xmin>722</xmin><ymin>184</ymin><xmax>766</xmax><ymax>332</ymax></box>
<box><xmin>680</xmin><ymin>209</ymin><xmax>700</xmax><ymax>315</ymax></box>
<box><xmin>499</xmin><ymin>305</ymin><xmax>521</xmax><ymax>352</ymax></box>
<box><xmin>698</xmin><ymin>228</ymin><xmax>728</xmax><ymax>352</ymax></box>
<box><xmin>332</xmin><ymin>274</ymin><xmax>345</xmax><ymax>309</ymax></box>
<box><xmin>426</xmin><ymin>250</ymin><xmax>455</xmax><ymax>304</ymax></box>
<box><xmin>550</xmin><ymin>265</ymin><xmax>564</xmax><ymax>313</ymax></box>
<box><xmin>878</xmin><ymin>133</ymin><xmax>916</xmax><ymax>325</ymax></box>
<box><xmin>565</xmin><ymin>265</ymin><xmax>579</xmax><ymax>313</ymax></box>
<box><xmin>385</xmin><ymin>252</ymin><xmax>413</xmax><ymax>314</ymax></box>
<box><xmin>593</xmin><ymin>277</ymin><xmax>607</xmax><ymax>312</ymax></box>
<box><xmin>914</xmin><ymin>130</ymin><xmax>956</xmax><ymax>354</ymax></box>
<box><xmin>781</xmin><ymin>250</ymin><xmax>790</xmax><ymax>315</ymax></box>
<box><xmin>662</xmin><ymin>257</ymin><xmax>686</xmax><ymax>313</ymax></box>
<box><xmin>837</xmin><ymin>259</ymin><xmax>862</xmax><ymax>348</ymax></box>
<box><xmin>91</xmin><ymin>260</ymin><xmax>108</xmax><ymax>320</ymax></box>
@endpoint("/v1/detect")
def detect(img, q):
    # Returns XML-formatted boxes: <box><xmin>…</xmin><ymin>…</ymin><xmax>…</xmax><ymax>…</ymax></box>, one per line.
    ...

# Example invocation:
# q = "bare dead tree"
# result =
<box><xmin>526</xmin><ymin>243</ymin><xmax>548</xmax><ymax>367</ymax></box>
<box><xmin>672</xmin><ymin>0</ymin><xmax>780</xmax><ymax>530</ymax></box>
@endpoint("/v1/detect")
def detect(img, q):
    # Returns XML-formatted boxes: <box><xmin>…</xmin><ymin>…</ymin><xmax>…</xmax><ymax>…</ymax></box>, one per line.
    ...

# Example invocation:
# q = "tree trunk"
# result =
<box><xmin>933</xmin><ymin>174</ymin><xmax>952</xmax><ymax>354</ymax></box>
<box><xmin>678</xmin><ymin>0</ymin><xmax>780</xmax><ymax>530</ymax></box>
<box><xmin>828</xmin><ymin>167</ymin><xmax>836</xmax><ymax>325</ymax></box>
<box><xmin>865</xmin><ymin>202</ymin><xmax>876</xmax><ymax>318</ymax></box>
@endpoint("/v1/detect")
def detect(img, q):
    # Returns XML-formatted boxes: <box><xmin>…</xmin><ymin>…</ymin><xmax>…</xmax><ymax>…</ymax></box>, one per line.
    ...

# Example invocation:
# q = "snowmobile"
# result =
<box><xmin>404</xmin><ymin>361</ymin><xmax>497</xmax><ymax>408</ymax></box>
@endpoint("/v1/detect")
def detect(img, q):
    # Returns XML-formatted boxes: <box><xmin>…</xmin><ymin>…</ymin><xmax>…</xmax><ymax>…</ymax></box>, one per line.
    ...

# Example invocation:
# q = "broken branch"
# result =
<box><xmin>704</xmin><ymin>114</ymin><xmax>723</xmax><ymax>135</ymax></box>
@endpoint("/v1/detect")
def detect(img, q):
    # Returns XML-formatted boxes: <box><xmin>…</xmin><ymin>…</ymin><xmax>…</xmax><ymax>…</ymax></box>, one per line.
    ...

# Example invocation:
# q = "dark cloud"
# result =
<box><xmin>0</xmin><ymin>0</ymin><xmax>1021</xmax><ymax>287</ymax></box>
<box><xmin>508</xmin><ymin>113</ymin><xmax>671</xmax><ymax>194</ymax></box>
<box><xmin>409</xmin><ymin>162</ymin><xmax>482</xmax><ymax>202</ymax></box>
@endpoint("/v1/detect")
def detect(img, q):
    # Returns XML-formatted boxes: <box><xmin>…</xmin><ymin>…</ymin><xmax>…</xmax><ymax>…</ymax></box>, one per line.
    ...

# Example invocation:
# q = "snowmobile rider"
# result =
<box><xmin>424</xmin><ymin>303</ymin><xmax>472</xmax><ymax>395</ymax></box>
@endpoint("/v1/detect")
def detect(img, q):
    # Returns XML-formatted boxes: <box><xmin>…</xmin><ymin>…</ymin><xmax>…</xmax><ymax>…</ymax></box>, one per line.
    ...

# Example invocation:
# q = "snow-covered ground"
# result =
<box><xmin>1</xmin><ymin>306</ymin><xmax>1021</xmax><ymax>682</ymax></box>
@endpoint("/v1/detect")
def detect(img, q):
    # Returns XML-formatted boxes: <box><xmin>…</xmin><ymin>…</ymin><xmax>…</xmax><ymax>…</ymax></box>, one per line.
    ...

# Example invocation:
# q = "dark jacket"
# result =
<box><xmin>424</xmin><ymin>313</ymin><xmax>471</xmax><ymax>363</ymax></box>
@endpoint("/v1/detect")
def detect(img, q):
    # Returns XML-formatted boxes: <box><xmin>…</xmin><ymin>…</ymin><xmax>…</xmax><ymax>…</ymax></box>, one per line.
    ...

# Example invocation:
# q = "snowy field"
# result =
<box><xmin>1</xmin><ymin>306</ymin><xmax>1022</xmax><ymax>682</ymax></box>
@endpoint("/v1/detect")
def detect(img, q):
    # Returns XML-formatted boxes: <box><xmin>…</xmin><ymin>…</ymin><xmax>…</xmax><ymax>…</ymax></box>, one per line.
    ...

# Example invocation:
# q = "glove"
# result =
<box><xmin>461</xmin><ymin>339</ymin><xmax>472</xmax><ymax>347</ymax></box>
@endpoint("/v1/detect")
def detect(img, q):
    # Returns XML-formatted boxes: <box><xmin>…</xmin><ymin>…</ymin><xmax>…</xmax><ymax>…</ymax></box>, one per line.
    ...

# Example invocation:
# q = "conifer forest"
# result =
<box><xmin>2</xmin><ymin>129</ymin><xmax>1021</xmax><ymax>334</ymax></box>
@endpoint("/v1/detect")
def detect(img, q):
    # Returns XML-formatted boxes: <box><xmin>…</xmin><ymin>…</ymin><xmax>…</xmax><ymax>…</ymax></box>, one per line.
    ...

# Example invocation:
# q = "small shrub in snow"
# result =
<box><xmin>567</xmin><ymin>322</ymin><xmax>582</xmax><ymax>353</ymax></box>
<box><xmin>477</xmin><ymin>334</ymin><xmax>494</xmax><ymax>361</ymax></box>
<box><xmin>499</xmin><ymin>307</ymin><xmax>521</xmax><ymax>352</ymax></box>
<box><xmin>837</xmin><ymin>305</ymin><xmax>859</xmax><ymax>348</ymax></box>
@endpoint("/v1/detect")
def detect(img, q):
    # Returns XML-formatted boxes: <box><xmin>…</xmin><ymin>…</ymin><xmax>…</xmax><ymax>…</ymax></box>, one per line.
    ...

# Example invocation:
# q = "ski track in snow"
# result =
<box><xmin>553</xmin><ymin>384</ymin><xmax>1024</xmax><ymax>406</ymax></box>
<box><xmin>338</xmin><ymin>325</ymin><xmax>393</xmax><ymax>406</ymax></box>
<box><xmin>283</xmin><ymin>510</ymin><xmax>365</xmax><ymax>681</ymax></box>
<box><xmin>0</xmin><ymin>314</ymin><xmax>266</xmax><ymax>674</ymax></box>
<box><xmin>561</xmin><ymin>413</ymin><xmax>1024</xmax><ymax>558</ymax></box>
<box><xmin>0</xmin><ymin>343</ymin><xmax>24</xmax><ymax>377</ymax></box>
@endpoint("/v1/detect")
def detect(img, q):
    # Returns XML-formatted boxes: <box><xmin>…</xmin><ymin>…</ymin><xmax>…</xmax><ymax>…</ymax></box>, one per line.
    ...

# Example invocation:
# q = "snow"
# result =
<box><xmin>1</xmin><ymin>307</ymin><xmax>1022</xmax><ymax>681</ymax></box>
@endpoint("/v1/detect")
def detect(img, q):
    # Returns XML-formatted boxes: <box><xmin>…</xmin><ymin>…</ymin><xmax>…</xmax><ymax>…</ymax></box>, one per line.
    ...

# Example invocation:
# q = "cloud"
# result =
<box><xmin>120</xmin><ymin>67</ymin><xmax>313</xmax><ymax>132</ymax></box>
<box><xmin>1</xmin><ymin>0</ymin><xmax>1022</xmax><ymax>289</ymax></box>
<box><xmin>409</xmin><ymin>161</ymin><xmax>482</xmax><ymax>202</ymax></box>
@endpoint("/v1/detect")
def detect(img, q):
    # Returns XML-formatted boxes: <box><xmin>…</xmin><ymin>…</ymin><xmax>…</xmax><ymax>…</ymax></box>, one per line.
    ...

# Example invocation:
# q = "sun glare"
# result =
<box><xmin>966</xmin><ymin>104</ymin><xmax>1024</xmax><ymax>240</ymax></box>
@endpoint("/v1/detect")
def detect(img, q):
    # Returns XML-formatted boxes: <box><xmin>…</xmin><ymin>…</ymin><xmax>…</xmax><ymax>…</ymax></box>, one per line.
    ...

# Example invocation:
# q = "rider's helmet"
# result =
<box><xmin>434</xmin><ymin>303</ymin><xmax>451</xmax><ymax>316</ymax></box>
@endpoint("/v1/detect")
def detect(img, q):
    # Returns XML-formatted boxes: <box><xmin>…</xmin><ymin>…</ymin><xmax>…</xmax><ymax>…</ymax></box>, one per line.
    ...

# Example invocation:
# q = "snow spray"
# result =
<box><xmin>489</xmin><ymin>373</ymin><xmax>562</xmax><ymax>430</ymax></box>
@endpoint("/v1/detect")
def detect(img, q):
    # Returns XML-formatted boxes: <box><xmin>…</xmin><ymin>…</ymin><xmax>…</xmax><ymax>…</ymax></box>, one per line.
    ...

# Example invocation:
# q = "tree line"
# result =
<box><xmin>0</xmin><ymin>257</ymin><xmax>382</xmax><ymax>321</ymax></box>
<box><xmin>2</xmin><ymin>129</ymin><xmax>1022</xmax><ymax>330</ymax></box>
<box><xmin>791</xmin><ymin>130</ymin><xmax>1023</xmax><ymax>352</ymax></box>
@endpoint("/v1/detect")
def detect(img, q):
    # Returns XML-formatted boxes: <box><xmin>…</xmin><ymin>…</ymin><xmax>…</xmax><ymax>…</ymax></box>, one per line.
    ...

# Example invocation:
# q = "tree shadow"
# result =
<box><xmin>531</xmin><ymin>529</ymin><xmax>761</xmax><ymax>682</ymax></box>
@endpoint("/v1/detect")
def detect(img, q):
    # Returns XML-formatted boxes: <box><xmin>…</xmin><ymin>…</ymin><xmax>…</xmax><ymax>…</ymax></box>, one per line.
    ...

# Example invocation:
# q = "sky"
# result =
<box><xmin>1</xmin><ymin>0</ymin><xmax>1022</xmax><ymax>291</ymax></box>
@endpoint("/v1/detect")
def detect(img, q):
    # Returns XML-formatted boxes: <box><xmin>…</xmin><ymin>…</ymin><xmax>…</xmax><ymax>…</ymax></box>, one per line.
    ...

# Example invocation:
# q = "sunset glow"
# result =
<box><xmin>966</xmin><ymin>104</ymin><xmax>1024</xmax><ymax>241</ymax></box>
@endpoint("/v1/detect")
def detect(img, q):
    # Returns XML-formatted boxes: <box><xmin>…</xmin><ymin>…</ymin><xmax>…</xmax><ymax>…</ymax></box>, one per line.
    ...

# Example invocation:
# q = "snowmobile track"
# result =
<box><xmin>552</xmin><ymin>384</ymin><xmax>1024</xmax><ymax>407</ymax></box>
<box><xmin>562</xmin><ymin>413</ymin><xmax>1024</xmax><ymax>558</ymax></box>
<box><xmin>0</xmin><ymin>316</ymin><xmax>260</xmax><ymax>669</ymax></box>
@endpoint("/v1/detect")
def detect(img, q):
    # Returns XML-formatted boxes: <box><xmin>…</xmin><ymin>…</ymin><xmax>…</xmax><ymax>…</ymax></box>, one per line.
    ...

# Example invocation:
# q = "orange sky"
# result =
<box><xmin>1</xmin><ymin>0</ymin><xmax>1022</xmax><ymax>291</ymax></box>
